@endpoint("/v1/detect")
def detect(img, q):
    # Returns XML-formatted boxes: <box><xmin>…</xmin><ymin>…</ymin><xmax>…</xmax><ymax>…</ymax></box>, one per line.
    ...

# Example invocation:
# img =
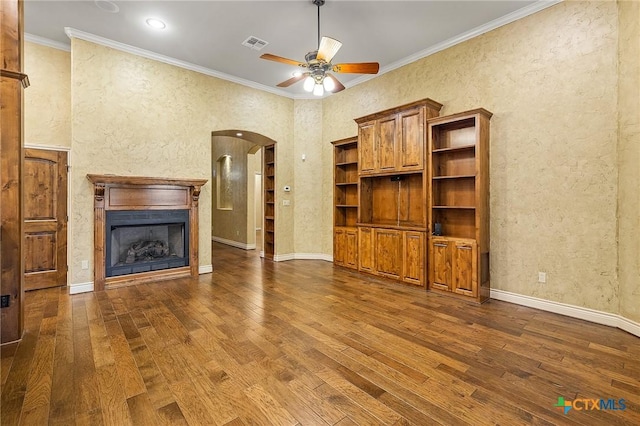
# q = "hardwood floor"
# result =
<box><xmin>2</xmin><ymin>242</ymin><xmax>639</xmax><ymax>425</ymax></box>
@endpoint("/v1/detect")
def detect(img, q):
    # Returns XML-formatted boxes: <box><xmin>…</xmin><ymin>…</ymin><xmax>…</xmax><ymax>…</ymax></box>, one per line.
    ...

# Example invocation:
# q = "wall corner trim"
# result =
<box><xmin>199</xmin><ymin>265</ymin><xmax>213</xmax><ymax>274</ymax></box>
<box><xmin>490</xmin><ymin>289</ymin><xmax>640</xmax><ymax>338</ymax></box>
<box><xmin>69</xmin><ymin>282</ymin><xmax>94</xmax><ymax>294</ymax></box>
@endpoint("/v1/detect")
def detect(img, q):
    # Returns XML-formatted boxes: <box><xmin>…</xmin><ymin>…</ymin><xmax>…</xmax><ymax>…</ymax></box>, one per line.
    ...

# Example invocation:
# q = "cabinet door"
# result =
<box><xmin>402</xmin><ymin>231</ymin><xmax>425</xmax><ymax>286</ymax></box>
<box><xmin>452</xmin><ymin>241</ymin><xmax>477</xmax><ymax>297</ymax></box>
<box><xmin>398</xmin><ymin>107</ymin><xmax>424</xmax><ymax>171</ymax></box>
<box><xmin>358</xmin><ymin>121</ymin><xmax>376</xmax><ymax>174</ymax></box>
<box><xmin>345</xmin><ymin>228</ymin><xmax>358</xmax><ymax>269</ymax></box>
<box><xmin>378</xmin><ymin>115</ymin><xmax>398</xmax><ymax>172</ymax></box>
<box><xmin>358</xmin><ymin>227</ymin><xmax>375</xmax><ymax>273</ymax></box>
<box><xmin>430</xmin><ymin>238</ymin><xmax>451</xmax><ymax>291</ymax></box>
<box><xmin>375</xmin><ymin>229</ymin><xmax>402</xmax><ymax>279</ymax></box>
<box><xmin>334</xmin><ymin>229</ymin><xmax>345</xmax><ymax>266</ymax></box>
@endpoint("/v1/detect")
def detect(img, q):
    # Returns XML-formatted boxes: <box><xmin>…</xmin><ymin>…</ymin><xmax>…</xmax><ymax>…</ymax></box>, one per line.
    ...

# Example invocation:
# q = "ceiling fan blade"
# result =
<box><xmin>332</xmin><ymin>62</ymin><xmax>380</xmax><ymax>74</ymax></box>
<box><xmin>325</xmin><ymin>74</ymin><xmax>345</xmax><ymax>93</ymax></box>
<box><xmin>316</xmin><ymin>36</ymin><xmax>342</xmax><ymax>62</ymax></box>
<box><xmin>260</xmin><ymin>53</ymin><xmax>306</xmax><ymax>68</ymax></box>
<box><xmin>276</xmin><ymin>73</ymin><xmax>309</xmax><ymax>88</ymax></box>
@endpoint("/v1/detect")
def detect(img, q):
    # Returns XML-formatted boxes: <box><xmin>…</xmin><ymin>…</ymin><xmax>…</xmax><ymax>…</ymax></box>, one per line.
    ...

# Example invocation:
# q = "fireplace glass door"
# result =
<box><xmin>105</xmin><ymin>210</ymin><xmax>189</xmax><ymax>277</ymax></box>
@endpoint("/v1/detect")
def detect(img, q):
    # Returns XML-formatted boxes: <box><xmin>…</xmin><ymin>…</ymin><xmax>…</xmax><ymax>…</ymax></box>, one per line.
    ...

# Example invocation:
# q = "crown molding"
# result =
<box><xmin>25</xmin><ymin>33</ymin><xmax>71</xmax><ymax>52</ymax></box>
<box><xmin>55</xmin><ymin>1</ymin><xmax>560</xmax><ymax>100</ymax></box>
<box><xmin>64</xmin><ymin>27</ymin><xmax>295</xmax><ymax>99</ymax></box>
<box><xmin>346</xmin><ymin>0</ymin><xmax>563</xmax><ymax>88</ymax></box>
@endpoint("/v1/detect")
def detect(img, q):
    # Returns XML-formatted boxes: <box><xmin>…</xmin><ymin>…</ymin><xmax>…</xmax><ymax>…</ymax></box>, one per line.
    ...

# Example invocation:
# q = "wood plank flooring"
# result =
<box><xmin>2</xmin><ymin>242</ymin><xmax>639</xmax><ymax>425</ymax></box>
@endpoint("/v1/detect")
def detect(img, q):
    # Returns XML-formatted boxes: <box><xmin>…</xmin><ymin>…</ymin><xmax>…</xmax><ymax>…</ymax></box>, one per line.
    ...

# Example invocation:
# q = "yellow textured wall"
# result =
<box><xmin>69</xmin><ymin>38</ymin><xmax>294</xmax><ymax>287</ymax></box>
<box><xmin>293</xmin><ymin>99</ymin><xmax>326</xmax><ymax>255</ymax></box>
<box><xmin>23</xmin><ymin>42</ymin><xmax>71</xmax><ymax>147</ymax></box>
<box><xmin>322</xmin><ymin>1</ymin><xmax>621</xmax><ymax>313</ymax></box>
<box><xmin>617</xmin><ymin>0</ymin><xmax>640</xmax><ymax>323</ymax></box>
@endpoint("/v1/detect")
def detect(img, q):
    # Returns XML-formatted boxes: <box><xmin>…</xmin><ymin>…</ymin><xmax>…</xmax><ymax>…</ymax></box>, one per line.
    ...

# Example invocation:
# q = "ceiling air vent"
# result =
<box><xmin>242</xmin><ymin>36</ymin><xmax>269</xmax><ymax>51</ymax></box>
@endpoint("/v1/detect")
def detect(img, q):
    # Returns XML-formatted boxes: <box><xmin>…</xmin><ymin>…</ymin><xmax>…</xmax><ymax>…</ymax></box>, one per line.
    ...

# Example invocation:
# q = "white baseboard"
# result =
<box><xmin>69</xmin><ymin>282</ymin><xmax>94</xmax><ymax>294</ymax></box>
<box><xmin>490</xmin><ymin>289</ymin><xmax>640</xmax><ymax>338</ymax></box>
<box><xmin>199</xmin><ymin>265</ymin><xmax>213</xmax><ymax>274</ymax></box>
<box><xmin>273</xmin><ymin>253</ymin><xmax>333</xmax><ymax>262</ymax></box>
<box><xmin>212</xmin><ymin>236</ymin><xmax>256</xmax><ymax>250</ymax></box>
<box><xmin>618</xmin><ymin>315</ymin><xmax>640</xmax><ymax>338</ymax></box>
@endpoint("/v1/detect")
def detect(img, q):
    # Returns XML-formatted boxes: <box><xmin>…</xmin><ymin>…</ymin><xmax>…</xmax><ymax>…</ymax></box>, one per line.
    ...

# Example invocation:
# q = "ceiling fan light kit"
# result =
<box><xmin>260</xmin><ymin>0</ymin><xmax>379</xmax><ymax>96</ymax></box>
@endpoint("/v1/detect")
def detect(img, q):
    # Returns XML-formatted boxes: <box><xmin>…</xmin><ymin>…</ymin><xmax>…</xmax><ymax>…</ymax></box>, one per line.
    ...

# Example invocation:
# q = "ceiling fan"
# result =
<box><xmin>260</xmin><ymin>0</ymin><xmax>380</xmax><ymax>96</ymax></box>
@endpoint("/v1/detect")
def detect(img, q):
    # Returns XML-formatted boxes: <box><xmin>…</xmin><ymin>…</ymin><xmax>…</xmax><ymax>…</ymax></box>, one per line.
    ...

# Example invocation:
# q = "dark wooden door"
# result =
<box><xmin>23</xmin><ymin>148</ymin><xmax>68</xmax><ymax>291</ymax></box>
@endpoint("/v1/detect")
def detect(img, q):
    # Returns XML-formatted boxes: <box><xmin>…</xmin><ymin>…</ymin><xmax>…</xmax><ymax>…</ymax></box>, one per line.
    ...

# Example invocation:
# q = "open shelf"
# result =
<box><xmin>333</xmin><ymin>137</ymin><xmax>360</xmax><ymax>229</ymax></box>
<box><xmin>263</xmin><ymin>144</ymin><xmax>275</xmax><ymax>259</ymax></box>
<box><xmin>360</xmin><ymin>173</ymin><xmax>425</xmax><ymax>228</ymax></box>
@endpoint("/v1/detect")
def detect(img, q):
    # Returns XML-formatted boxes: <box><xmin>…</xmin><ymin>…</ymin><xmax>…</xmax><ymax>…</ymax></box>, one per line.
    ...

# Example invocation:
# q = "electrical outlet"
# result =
<box><xmin>283</xmin><ymin>200</ymin><xmax>290</xmax><ymax>206</ymax></box>
<box><xmin>538</xmin><ymin>272</ymin><xmax>547</xmax><ymax>283</ymax></box>
<box><xmin>81</xmin><ymin>260</ymin><xmax>89</xmax><ymax>270</ymax></box>
<box><xmin>0</xmin><ymin>295</ymin><xmax>10</xmax><ymax>308</ymax></box>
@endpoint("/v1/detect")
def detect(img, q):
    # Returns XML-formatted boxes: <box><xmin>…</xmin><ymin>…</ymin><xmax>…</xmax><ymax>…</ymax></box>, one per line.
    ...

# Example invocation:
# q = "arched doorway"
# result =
<box><xmin>211</xmin><ymin>130</ymin><xmax>276</xmax><ymax>256</ymax></box>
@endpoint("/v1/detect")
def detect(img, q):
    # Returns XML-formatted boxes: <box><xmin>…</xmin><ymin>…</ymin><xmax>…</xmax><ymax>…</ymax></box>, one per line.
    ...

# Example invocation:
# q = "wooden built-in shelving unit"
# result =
<box><xmin>332</xmin><ymin>137</ymin><xmax>358</xmax><ymax>269</ymax></box>
<box><xmin>340</xmin><ymin>98</ymin><xmax>443</xmax><ymax>287</ymax></box>
<box><xmin>427</xmin><ymin>108</ymin><xmax>492</xmax><ymax>302</ymax></box>
<box><xmin>332</xmin><ymin>101</ymin><xmax>492</xmax><ymax>303</ymax></box>
<box><xmin>263</xmin><ymin>144</ymin><xmax>276</xmax><ymax>260</ymax></box>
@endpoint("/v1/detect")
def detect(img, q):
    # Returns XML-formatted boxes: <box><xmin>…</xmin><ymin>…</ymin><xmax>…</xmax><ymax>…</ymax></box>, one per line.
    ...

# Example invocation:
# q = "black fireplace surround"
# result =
<box><xmin>105</xmin><ymin>210</ymin><xmax>190</xmax><ymax>277</ymax></box>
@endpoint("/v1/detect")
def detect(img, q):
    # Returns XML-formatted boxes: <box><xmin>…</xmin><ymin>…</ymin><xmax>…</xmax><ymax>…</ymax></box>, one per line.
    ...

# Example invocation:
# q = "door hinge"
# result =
<box><xmin>66</xmin><ymin>165</ymin><xmax>71</xmax><ymax>172</ymax></box>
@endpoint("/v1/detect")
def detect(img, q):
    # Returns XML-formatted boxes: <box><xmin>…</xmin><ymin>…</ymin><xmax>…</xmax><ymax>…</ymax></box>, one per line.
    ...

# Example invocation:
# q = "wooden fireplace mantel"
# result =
<box><xmin>87</xmin><ymin>174</ymin><xmax>208</xmax><ymax>291</ymax></box>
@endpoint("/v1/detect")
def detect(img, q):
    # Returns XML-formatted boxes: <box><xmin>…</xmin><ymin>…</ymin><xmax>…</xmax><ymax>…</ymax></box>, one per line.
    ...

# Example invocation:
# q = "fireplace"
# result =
<box><xmin>87</xmin><ymin>175</ymin><xmax>207</xmax><ymax>291</ymax></box>
<box><xmin>105</xmin><ymin>210</ymin><xmax>189</xmax><ymax>277</ymax></box>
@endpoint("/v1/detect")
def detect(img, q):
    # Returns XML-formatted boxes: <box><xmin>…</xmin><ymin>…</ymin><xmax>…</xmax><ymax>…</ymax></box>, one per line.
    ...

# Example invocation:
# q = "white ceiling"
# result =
<box><xmin>24</xmin><ymin>0</ymin><xmax>553</xmax><ymax>98</ymax></box>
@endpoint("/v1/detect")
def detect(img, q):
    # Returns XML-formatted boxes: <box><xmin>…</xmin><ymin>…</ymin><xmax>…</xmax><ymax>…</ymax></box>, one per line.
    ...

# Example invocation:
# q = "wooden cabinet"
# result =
<box><xmin>334</xmin><ymin>227</ymin><xmax>358</xmax><ymax>269</ymax></box>
<box><xmin>263</xmin><ymin>144</ymin><xmax>275</xmax><ymax>260</ymax></box>
<box><xmin>427</xmin><ymin>109</ymin><xmax>491</xmax><ymax>302</ymax></box>
<box><xmin>357</xmin><ymin>227</ymin><xmax>425</xmax><ymax>286</ymax></box>
<box><xmin>352</xmin><ymin>99</ymin><xmax>442</xmax><ymax>288</ymax></box>
<box><xmin>430</xmin><ymin>237</ymin><xmax>477</xmax><ymax>296</ymax></box>
<box><xmin>403</xmin><ymin>231</ymin><xmax>425</xmax><ymax>286</ymax></box>
<box><xmin>358</xmin><ymin>122</ymin><xmax>376</xmax><ymax>174</ymax></box>
<box><xmin>358</xmin><ymin>227</ymin><xmax>375</xmax><ymax>273</ymax></box>
<box><xmin>332</xmin><ymin>137</ymin><xmax>359</xmax><ymax>270</ymax></box>
<box><xmin>356</xmin><ymin>99</ymin><xmax>442</xmax><ymax>176</ymax></box>
<box><xmin>375</xmin><ymin>229</ymin><xmax>403</xmax><ymax>280</ymax></box>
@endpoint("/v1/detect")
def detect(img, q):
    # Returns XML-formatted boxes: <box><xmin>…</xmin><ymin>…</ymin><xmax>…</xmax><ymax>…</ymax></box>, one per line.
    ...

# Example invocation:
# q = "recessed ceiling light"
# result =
<box><xmin>236</xmin><ymin>132</ymin><xmax>243</xmax><ymax>137</ymax></box>
<box><xmin>95</xmin><ymin>0</ymin><xmax>119</xmax><ymax>13</ymax></box>
<box><xmin>292</xmin><ymin>71</ymin><xmax>303</xmax><ymax>77</ymax></box>
<box><xmin>146</xmin><ymin>18</ymin><xmax>166</xmax><ymax>30</ymax></box>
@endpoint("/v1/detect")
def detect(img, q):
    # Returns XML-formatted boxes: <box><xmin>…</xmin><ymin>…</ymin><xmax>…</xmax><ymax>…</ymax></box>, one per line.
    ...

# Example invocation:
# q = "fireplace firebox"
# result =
<box><xmin>105</xmin><ymin>210</ymin><xmax>189</xmax><ymax>277</ymax></box>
